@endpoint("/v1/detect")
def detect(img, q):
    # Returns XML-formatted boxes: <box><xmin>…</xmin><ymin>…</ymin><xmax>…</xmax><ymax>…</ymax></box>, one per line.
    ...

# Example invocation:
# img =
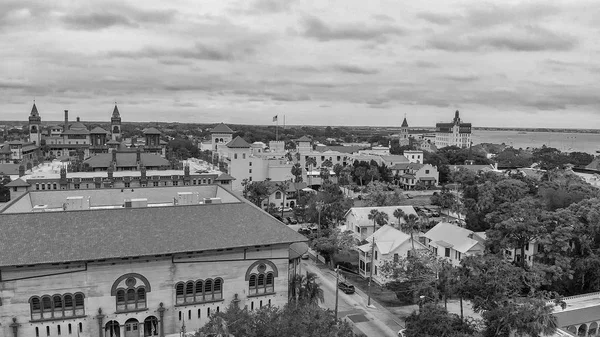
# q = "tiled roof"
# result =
<box><xmin>215</xmin><ymin>173</ymin><xmax>235</xmax><ymax>181</ymax></box>
<box><xmin>226</xmin><ymin>136</ymin><xmax>251</xmax><ymax>148</ymax></box>
<box><xmin>5</xmin><ymin>178</ymin><xmax>30</xmax><ymax>187</ymax></box>
<box><xmin>143</xmin><ymin>127</ymin><xmax>161</xmax><ymax>135</ymax></box>
<box><xmin>210</xmin><ymin>123</ymin><xmax>234</xmax><ymax>134</ymax></box>
<box><xmin>424</xmin><ymin>222</ymin><xmax>481</xmax><ymax>254</ymax></box>
<box><xmin>0</xmin><ymin>164</ymin><xmax>21</xmax><ymax>175</ymax></box>
<box><xmin>83</xmin><ymin>153</ymin><xmax>170</xmax><ymax>168</ymax></box>
<box><xmin>296</xmin><ymin>136</ymin><xmax>312</xmax><ymax>142</ymax></box>
<box><xmin>390</xmin><ymin>163</ymin><xmax>423</xmax><ymax>170</ymax></box>
<box><xmin>90</xmin><ymin>126</ymin><xmax>108</xmax><ymax>134</ymax></box>
<box><xmin>0</xmin><ymin>201</ymin><xmax>307</xmax><ymax>267</ymax></box>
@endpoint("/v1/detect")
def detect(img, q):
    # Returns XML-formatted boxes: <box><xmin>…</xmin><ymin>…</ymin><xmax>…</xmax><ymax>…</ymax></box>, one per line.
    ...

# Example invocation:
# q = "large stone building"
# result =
<box><xmin>26</xmin><ymin>103</ymin><xmax>166</xmax><ymax>159</ymax></box>
<box><xmin>0</xmin><ymin>185</ymin><xmax>306</xmax><ymax>337</ymax></box>
<box><xmin>435</xmin><ymin>110</ymin><xmax>472</xmax><ymax>149</ymax></box>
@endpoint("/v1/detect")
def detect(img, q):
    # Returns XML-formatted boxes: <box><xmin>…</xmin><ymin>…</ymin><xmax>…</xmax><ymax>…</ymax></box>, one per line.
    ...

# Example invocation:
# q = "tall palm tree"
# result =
<box><xmin>306</xmin><ymin>157</ymin><xmax>317</xmax><ymax>187</ymax></box>
<box><xmin>276</xmin><ymin>181</ymin><xmax>290</xmax><ymax>219</ymax></box>
<box><xmin>393</xmin><ymin>208</ymin><xmax>406</xmax><ymax>230</ymax></box>
<box><xmin>288</xmin><ymin>272</ymin><xmax>324</xmax><ymax>306</ymax></box>
<box><xmin>401</xmin><ymin>213</ymin><xmax>421</xmax><ymax>251</ymax></box>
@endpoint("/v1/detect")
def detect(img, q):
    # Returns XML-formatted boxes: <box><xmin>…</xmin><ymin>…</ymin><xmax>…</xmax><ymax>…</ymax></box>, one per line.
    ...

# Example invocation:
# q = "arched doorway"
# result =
<box><xmin>105</xmin><ymin>321</ymin><xmax>121</xmax><ymax>337</ymax></box>
<box><xmin>144</xmin><ymin>316</ymin><xmax>159</xmax><ymax>336</ymax></box>
<box><xmin>125</xmin><ymin>318</ymin><xmax>140</xmax><ymax>337</ymax></box>
<box><xmin>289</xmin><ymin>201</ymin><xmax>295</xmax><ymax>208</ymax></box>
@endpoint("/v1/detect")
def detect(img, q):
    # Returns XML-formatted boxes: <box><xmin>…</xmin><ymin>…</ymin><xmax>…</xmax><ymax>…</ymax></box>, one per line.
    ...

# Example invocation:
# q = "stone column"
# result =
<box><xmin>158</xmin><ymin>302</ymin><xmax>166</xmax><ymax>337</ymax></box>
<box><xmin>96</xmin><ymin>308</ymin><xmax>105</xmax><ymax>337</ymax></box>
<box><xmin>9</xmin><ymin>318</ymin><xmax>19</xmax><ymax>337</ymax></box>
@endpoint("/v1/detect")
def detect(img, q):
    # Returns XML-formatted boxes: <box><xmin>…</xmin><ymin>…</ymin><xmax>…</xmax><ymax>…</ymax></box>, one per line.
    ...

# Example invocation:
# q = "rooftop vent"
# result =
<box><xmin>203</xmin><ymin>197</ymin><xmax>222</xmax><ymax>204</ymax></box>
<box><xmin>65</xmin><ymin>196</ymin><xmax>90</xmax><ymax>211</ymax></box>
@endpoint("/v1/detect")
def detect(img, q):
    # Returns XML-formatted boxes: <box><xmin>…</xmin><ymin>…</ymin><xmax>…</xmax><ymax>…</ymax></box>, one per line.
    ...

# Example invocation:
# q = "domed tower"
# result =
<box><xmin>111</xmin><ymin>103</ymin><xmax>122</xmax><ymax>141</ymax></box>
<box><xmin>28</xmin><ymin>102</ymin><xmax>42</xmax><ymax>145</ymax></box>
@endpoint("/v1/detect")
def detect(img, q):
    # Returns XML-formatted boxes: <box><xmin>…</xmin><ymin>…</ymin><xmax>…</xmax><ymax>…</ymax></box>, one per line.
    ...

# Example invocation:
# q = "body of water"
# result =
<box><xmin>472</xmin><ymin>130</ymin><xmax>600</xmax><ymax>154</ymax></box>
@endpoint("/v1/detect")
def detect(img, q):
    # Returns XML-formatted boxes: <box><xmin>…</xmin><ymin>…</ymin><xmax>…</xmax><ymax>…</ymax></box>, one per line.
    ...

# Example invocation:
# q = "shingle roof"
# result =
<box><xmin>5</xmin><ymin>178</ymin><xmax>30</xmax><ymax>187</ymax></box>
<box><xmin>215</xmin><ymin>173</ymin><xmax>235</xmax><ymax>181</ymax></box>
<box><xmin>90</xmin><ymin>126</ymin><xmax>109</xmax><ymax>134</ymax></box>
<box><xmin>296</xmin><ymin>136</ymin><xmax>312</xmax><ymax>142</ymax></box>
<box><xmin>366</xmin><ymin>225</ymin><xmax>411</xmax><ymax>254</ymax></box>
<box><xmin>226</xmin><ymin>136</ymin><xmax>251</xmax><ymax>148</ymax></box>
<box><xmin>424</xmin><ymin>222</ymin><xmax>481</xmax><ymax>254</ymax></box>
<box><xmin>0</xmin><ymin>201</ymin><xmax>307</xmax><ymax>267</ymax></box>
<box><xmin>83</xmin><ymin>153</ymin><xmax>170</xmax><ymax>168</ymax></box>
<box><xmin>143</xmin><ymin>127</ymin><xmax>161</xmax><ymax>135</ymax></box>
<box><xmin>210</xmin><ymin>123</ymin><xmax>234</xmax><ymax>134</ymax></box>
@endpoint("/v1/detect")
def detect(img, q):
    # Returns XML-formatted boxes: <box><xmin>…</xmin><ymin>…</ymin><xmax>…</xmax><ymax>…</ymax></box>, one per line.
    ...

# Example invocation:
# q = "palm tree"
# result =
<box><xmin>393</xmin><ymin>208</ymin><xmax>406</xmax><ymax>230</ymax></box>
<box><xmin>276</xmin><ymin>181</ymin><xmax>290</xmax><ymax>219</ymax></box>
<box><xmin>401</xmin><ymin>213</ymin><xmax>421</xmax><ymax>251</ymax></box>
<box><xmin>289</xmin><ymin>272</ymin><xmax>324</xmax><ymax>306</ymax></box>
<box><xmin>306</xmin><ymin>157</ymin><xmax>317</xmax><ymax>186</ymax></box>
<box><xmin>333</xmin><ymin>163</ymin><xmax>343</xmax><ymax>184</ymax></box>
<box><xmin>291</xmin><ymin>163</ymin><xmax>303</xmax><ymax>183</ymax></box>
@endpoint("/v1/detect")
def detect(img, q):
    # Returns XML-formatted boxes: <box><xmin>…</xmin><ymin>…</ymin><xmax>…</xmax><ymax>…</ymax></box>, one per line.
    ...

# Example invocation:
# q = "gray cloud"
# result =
<box><xmin>108</xmin><ymin>42</ymin><xmax>255</xmax><ymax>61</ymax></box>
<box><xmin>465</xmin><ymin>2</ymin><xmax>560</xmax><ymax>29</ymax></box>
<box><xmin>372</xmin><ymin>14</ymin><xmax>395</xmax><ymax>22</ymax></box>
<box><xmin>334</xmin><ymin>64</ymin><xmax>379</xmax><ymax>75</ymax></box>
<box><xmin>414</xmin><ymin>60</ymin><xmax>439</xmax><ymax>68</ymax></box>
<box><xmin>252</xmin><ymin>0</ymin><xmax>295</xmax><ymax>13</ymax></box>
<box><xmin>427</xmin><ymin>25</ymin><xmax>577</xmax><ymax>52</ymax></box>
<box><xmin>416</xmin><ymin>12</ymin><xmax>456</xmax><ymax>25</ymax></box>
<box><xmin>62</xmin><ymin>13</ymin><xmax>137</xmax><ymax>30</ymax></box>
<box><xmin>300</xmin><ymin>15</ymin><xmax>406</xmax><ymax>41</ymax></box>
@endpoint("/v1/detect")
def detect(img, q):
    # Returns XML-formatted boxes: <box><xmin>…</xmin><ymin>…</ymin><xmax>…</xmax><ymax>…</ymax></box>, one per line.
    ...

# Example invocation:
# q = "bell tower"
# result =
<box><xmin>28</xmin><ymin>101</ymin><xmax>42</xmax><ymax>145</ymax></box>
<box><xmin>111</xmin><ymin>103</ymin><xmax>122</xmax><ymax>141</ymax></box>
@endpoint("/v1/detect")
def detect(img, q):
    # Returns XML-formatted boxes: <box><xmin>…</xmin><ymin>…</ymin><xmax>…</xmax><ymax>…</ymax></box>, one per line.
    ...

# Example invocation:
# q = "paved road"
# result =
<box><xmin>301</xmin><ymin>258</ymin><xmax>404</xmax><ymax>337</ymax></box>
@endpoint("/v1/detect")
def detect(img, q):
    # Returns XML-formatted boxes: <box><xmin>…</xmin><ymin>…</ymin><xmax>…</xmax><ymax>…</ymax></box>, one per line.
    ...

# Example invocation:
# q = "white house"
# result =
<box><xmin>390</xmin><ymin>163</ymin><xmax>439</xmax><ymax>189</ymax></box>
<box><xmin>345</xmin><ymin>206</ymin><xmax>418</xmax><ymax>242</ymax></box>
<box><xmin>357</xmin><ymin>225</ymin><xmax>428</xmax><ymax>285</ymax></box>
<box><xmin>423</xmin><ymin>222</ymin><xmax>485</xmax><ymax>266</ymax></box>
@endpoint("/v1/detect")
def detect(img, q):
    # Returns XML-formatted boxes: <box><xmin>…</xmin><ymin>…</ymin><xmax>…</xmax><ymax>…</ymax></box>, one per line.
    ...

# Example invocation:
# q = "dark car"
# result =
<box><xmin>273</xmin><ymin>214</ymin><xmax>284</xmax><ymax>222</ymax></box>
<box><xmin>286</xmin><ymin>217</ymin><xmax>298</xmax><ymax>224</ymax></box>
<box><xmin>298</xmin><ymin>228</ymin><xmax>311</xmax><ymax>235</ymax></box>
<box><xmin>338</xmin><ymin>281</ymin><xmax>355</xmax><ymax>294</ymax></box>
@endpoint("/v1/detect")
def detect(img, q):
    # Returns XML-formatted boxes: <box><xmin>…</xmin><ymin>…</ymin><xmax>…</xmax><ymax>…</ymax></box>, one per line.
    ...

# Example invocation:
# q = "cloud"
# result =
<box><xmin>414</xmin><ymin>61</ymin><xmax>439</xmax><ymax>68</ymax></box>
<box><xmin>61</xmin><ymin>6</ymin><xmax>177</xmax><ymax>30</ymax></box>
<box><xmin>62</xmin><ymin>13</ymin><xmax>137</xmax><ymax>30</ymax></box>
<box><xmin>252</xmin><ymin>0</ymin><xmax>295</xmax><ymax>13</ymax></box>
<box><xmin>465</xmin><ymin>2</ymin><xmax>560</xmax><ymax>29</ymax></box>
<box><xmin>108</xmin><ymin>42</ymin><xmax>256</xmax><ymax>61</ymax></box>
<box><xmin>300</xmin><ymin>15</ymin><xmax>406</xmax><ymax>41</ymax></box>
<box><xmin>334</xmin><ymin>64</ymin><xmax>379</xmax><ymax>75</ymax></box>
<box><xmin>427</xmin><ymin>25</ymin><xmax>577</xmax><ymax>52</ymax></box>
<box><xmin>416</xmin><ymin>12</ymin><xmax>456</xmax><ymax>25</ymax></box>
<box><xmin>372</xmin><ymin>14</ymin><xmax>395</xmax><ymax>22</ymax></box>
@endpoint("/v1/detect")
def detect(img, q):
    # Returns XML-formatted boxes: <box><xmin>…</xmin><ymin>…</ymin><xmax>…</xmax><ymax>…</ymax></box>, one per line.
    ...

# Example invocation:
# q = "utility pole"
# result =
<box><xmin>335</xmin><ymin>265</ymin><xmax>340</xmax><ymax>320</ymax></box>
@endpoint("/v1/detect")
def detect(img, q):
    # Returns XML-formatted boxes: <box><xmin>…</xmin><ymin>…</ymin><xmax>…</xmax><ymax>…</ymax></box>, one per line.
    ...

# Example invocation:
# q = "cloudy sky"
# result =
<box><xmin>1</xmin><ymin>0</ymin><xmax>599</xmax><ymax>128</ymax></box>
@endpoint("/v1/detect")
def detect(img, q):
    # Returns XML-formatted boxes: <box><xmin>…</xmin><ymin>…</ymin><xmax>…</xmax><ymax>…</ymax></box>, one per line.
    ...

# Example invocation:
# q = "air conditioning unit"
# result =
<box><xmin>203</xmin><ymin>197</ymin><xmax>222</xmax><ymax>204</ymax></box>
<box><xmin>65</xmin><ymin>196</ymin><xmax>87</xmax><ymax>210</ymax></box>
<box><xmin>125</xmin><ymin>198</ymin><xmax>148</xmax><ymax>208</ymax></box>
<box><xmin>177</xmin><ymin>192</ymin><xmax>197</xmax><ymax>205</ymax></box>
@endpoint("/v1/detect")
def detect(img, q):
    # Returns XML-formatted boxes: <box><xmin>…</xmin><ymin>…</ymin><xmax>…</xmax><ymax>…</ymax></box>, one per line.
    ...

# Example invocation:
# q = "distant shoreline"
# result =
<box><xmin>472</xmin><ymin>127</ymin><xmax>600</xmax><ymax>134</ymax></box>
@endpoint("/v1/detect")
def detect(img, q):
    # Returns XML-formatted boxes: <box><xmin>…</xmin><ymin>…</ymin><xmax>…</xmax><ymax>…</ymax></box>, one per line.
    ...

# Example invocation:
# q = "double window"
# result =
<box><xmin>116</xmin><ymin>287</ymin><xmax>146</xmax><ymax>312</ymax></box>
<box><xmin>248</xmin><ymin>272</ymin><xmax>274</xmax><ymax>295</ymax></box>
<box><xmin>29</xmin><ymin>293</ymin><xmax>85</xmax><ymax>321</ymax></box>
<box><xmin>175</xmin><ymin>278</ymin><xmax>223</xmax><ymax>305</ymax></box>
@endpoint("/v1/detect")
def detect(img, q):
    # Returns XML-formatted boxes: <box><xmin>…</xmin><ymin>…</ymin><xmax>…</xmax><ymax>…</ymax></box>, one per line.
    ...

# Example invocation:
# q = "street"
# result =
<box><xmin>301</xmin><ymin>257</ymin><xmax>404</xmax><ymax>337</ymax></box>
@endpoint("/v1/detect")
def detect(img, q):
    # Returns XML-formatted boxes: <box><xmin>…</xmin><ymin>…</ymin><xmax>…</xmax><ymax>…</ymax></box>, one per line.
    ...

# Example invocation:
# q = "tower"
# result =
<box><xmin>400</xmin><ymin>115</ymin><xmax>409</xmax><ymax>141</ymax></box>
<box><xmin>111</xmin><ymin>104</ymin><xmax>122</xmax><ymax>141</ymax></box>
<box><xmin>28</xmin><ymin>102</ymin><xmax>42</xmax><ymax>145</ymax></box>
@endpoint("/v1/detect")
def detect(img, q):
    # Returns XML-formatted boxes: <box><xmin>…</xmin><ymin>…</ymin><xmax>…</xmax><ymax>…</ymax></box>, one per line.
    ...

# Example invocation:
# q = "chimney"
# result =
<box><xmin>76</xmin><ymin>116</ymin><xmax>80</xmax><ymax>122</ymax></box>
<box><xmin>64</xmin><ymin>110</ymin><xmax>69</xmax><ymax>130</ymax></box>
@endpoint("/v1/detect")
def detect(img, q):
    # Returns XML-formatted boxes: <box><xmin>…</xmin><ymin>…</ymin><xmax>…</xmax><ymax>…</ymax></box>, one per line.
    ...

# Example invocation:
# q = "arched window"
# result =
<box><xmin>30</xmin><ymin>297</ymin><xmax>41</xmax><ymax>320</ymax></box>
<box><xmin>137</xmin><ymin>288</ymin><xmax>146</xmax><ymax>305</ymax></box>
<box><xmin>249</xmin><ymin>274</ymin><xmax>257</xmax><ymax>295</ymax></box>
<box><xmin>74</xmin><ymin>293</ymin><xmax>85</xmax><ymax>315</ymax></box>
<box><xmin>195</xmin><ymin>280</ymin><xmax>203</xmax><ymax>301</ymax></box>
<box><xmin>246</xmin><ymin>260</ymin><xmax>278</xmax><ymax>297</ymax></box>
<box><xmin>127</xmin><ymin>289</ymin><xmax>136</xmax><ymax>302</ymax></box>
<box><xmin>266</xmin><ymin>273</ymin><xmax>274</xmax><ymax>293</ymax></box>
<box><xmin>213</xmin><ymin>278</ymin><xmax>223</xmax><ymax>300</ymax></box>
<box><xmin>53</xmin><ymin>295</ymin><xmax>63</xmax><ymax>310</ymax></box>
<box><xmin>42</xmin><ymin>296</ymin><xmax>52</xmax><ymax>316</ymax></box>
<box><xmin>185</xmin><ymin>281</ymin><xmax>194</xmax><ymax>301</ymax></box>
<box><xmin>117</xmin><ymin>290</ymin><xmax>125</xmax><ymax>304</ymax></box>
<box><xmin>204</xmin><ymin>279</ymin><xmax>213</xmax><ymax>300</ymax></box>
<box><xmin>275</xmin><ymin>191</ymin><xmax>282</xmax><ymax>199</ymax></box>
<box><xmin>175</xmin><ymin>282</ymin><xmax>184</xmax><ymax>304</ymax></box>
<box><xmin>112</xmin><ymin>274</ymin><xmax>150</xmax><ymax>312</ymax></box>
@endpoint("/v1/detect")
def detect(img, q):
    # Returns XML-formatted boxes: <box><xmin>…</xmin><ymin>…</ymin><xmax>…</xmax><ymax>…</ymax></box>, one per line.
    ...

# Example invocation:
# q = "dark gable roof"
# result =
<box><xmin>226</xmin><ymin>136</ymin><xmax>251</xmax><ymax>148</ymax></box>
<box><xmin>215</xmin><ymin>173</ymin><xmax>235</xmax><ymax>181</ymax></box>
<box><xmin>210</xmin><ymin>123</ymin><xmax>234</xmax><ymax>134</ymax></box>
<box><xmin>143</xmin><ymin>127</ymin><xmax>161</xmax><ymax>135</ymax></box>
<box><xmin>0</xmin><ymin>164</ymin><xmax>22</xmax><ymax>176</ymax></box>
<box><xmin>401</xmin><ymin>117</ymin><xmax>408</xmax><ymax>127</ymax></box>
<box><xmin>0</xmin><ymin>201</ymin><xmax>307</xmax><ymax>267</ymax></box>
<box><xmin>90</xmin><ymin>126</ymin><xmax>108</xmax><ymax>134</ymax></box>
<box><xmin>296</xmin><ymin>136</ymin><xmax>312</xmax><ymax>142</ymax></box>
<box><xmin>5</xmin><ymin>178</ymin><xmax>30</xmax><ymax>187</ymax></box>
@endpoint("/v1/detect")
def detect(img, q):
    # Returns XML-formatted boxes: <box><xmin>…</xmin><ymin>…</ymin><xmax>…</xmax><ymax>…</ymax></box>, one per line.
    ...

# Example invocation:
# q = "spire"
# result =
<box><xmin>112</xmin><ymin>103</ymin><xmax>120</xmax><ymax>118</ymax></box>
<box><xmin>453</xmin><ymin>110</ymin><xmax>460</xmax><ymax>124</ymax></box>
<box><xmin>30</xmin><ymin>102</ymin><xmax>39</xmax><ymax>116</ymax></box>
<box><xmin>401</xmin><ymin>116</ymin><xmax>408</xmax><ymax>128</ymax></box>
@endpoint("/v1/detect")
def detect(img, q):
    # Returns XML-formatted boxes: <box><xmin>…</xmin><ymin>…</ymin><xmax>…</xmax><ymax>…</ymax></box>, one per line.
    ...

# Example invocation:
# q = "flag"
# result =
<box><xmin>273</xmin><ymin>115</ymin><xmax>278</xmax><ymax>122</ymax></box>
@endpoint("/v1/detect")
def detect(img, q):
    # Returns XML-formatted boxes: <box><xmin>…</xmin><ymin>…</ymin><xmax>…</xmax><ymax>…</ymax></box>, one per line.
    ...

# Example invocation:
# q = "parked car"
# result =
<box><xmin>298</xmin><ymin>228</ymin><xmax>311</xmax><ymax>235</ymax></box>
<box><xmin>277</xmin><ymin>206</ymin><xmax>293</xmax><ymax>212</ymax></box>
<box><xmin>338</xmin><ymin>281</ymin><xmax>355</xmax><ymax>294</ymax></box>
<box><xmin>301</xmin><ymin>253</ymin><xmax>309</xmax><ymax>260</ymax></box>
<box><xmin>286</xmin><ymin>217</ymin><xmax>298</xmax><ymax>224</ymax></box>
<box><xmin>273</xmin><ymin>214</ymin><xmax>284</xmax><ymax>222</ymax></box>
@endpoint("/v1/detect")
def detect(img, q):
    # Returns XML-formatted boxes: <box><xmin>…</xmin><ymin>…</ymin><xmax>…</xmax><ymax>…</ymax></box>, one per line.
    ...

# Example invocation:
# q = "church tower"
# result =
<box><xmin>400</xmin><ymin>115</ymin><xmax>409</xmax><ymax>141</ymax></box>
<box><xmin>28</xmin><ymin>102</ymin><xmax>42</xmax><ymax>145</ymax></box>
<box><xmin>111</xmin><ymin>103</ymin><xmax>122</xmax><ymax>141</ymax></box>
